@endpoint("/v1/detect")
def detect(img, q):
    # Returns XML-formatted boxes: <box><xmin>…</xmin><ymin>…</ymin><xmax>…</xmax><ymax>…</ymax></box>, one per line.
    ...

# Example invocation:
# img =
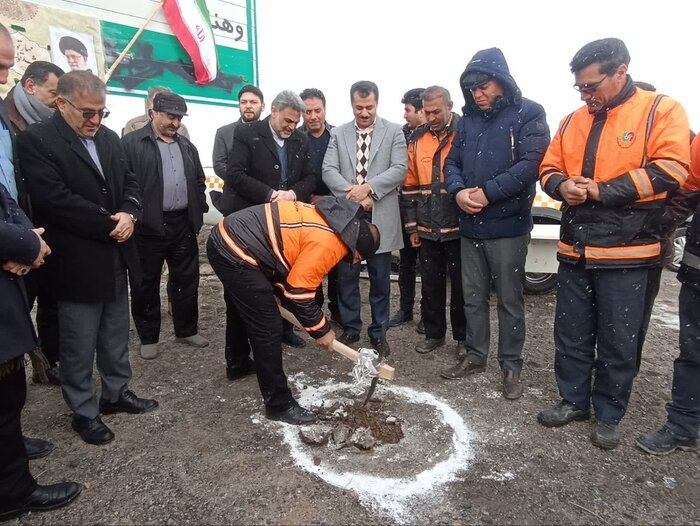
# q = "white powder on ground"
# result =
<box><xmin>268</xmin><ymin>377</ymin><xmax>476</xmax><ymax>524</ymax></box>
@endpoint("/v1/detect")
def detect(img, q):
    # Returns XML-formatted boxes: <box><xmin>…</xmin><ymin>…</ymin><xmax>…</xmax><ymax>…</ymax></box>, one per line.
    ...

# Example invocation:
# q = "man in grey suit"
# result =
<box><xmin>211</xmin><ymin>85</ymin><xmax>265</xmax><ymax>215</ymax></box>
<box><xmin>322</xmin><ymin>80</ymin><xmax>407</xmax><ymax>355</ymax></box>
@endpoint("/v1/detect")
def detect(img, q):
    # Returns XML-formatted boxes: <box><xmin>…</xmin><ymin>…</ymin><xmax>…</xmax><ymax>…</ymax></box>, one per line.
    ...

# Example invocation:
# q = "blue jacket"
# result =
<box><xmin>445</xmin><ymin>47</ymin><xmax>550</xmax><ymax>239</ymax></box>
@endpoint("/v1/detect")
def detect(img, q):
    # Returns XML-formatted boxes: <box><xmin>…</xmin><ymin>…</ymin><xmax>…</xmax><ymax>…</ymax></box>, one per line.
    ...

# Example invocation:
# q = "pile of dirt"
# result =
<box><xmin>311</xmin><ymin>400</ymin><xmax>403</xmax><ymax>447</ymax></box>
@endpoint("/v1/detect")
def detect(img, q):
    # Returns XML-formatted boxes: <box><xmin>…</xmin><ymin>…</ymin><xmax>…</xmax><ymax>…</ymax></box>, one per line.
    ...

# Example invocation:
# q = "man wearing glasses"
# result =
<box><xmin>441</xmin><ymin>48</ymin><xmax>550</xmax><ymax>400</ymax></box>
<box><xmin>538</xmin><ymin>38</ymin><xmax>690</xmax><ymax>450</ymax></box>
<box><xmin>17</xmin><ymin>71</ymin><xmax>158</xmax><ymax>446</ymax></box>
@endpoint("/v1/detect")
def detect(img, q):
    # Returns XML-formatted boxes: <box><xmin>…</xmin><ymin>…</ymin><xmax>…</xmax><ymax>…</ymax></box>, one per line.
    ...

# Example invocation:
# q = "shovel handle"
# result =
<box><xmin>277</xmin><ymin>303</ymin><xmax>395</xmax><ymax>381</ymax></box>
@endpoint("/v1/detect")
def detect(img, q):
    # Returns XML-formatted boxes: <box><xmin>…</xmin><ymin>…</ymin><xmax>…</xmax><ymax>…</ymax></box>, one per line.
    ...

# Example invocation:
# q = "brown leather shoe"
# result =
<box><xmin>503</xmin><ymin>369</ymin><xmax>523</xmax><ymax>400</ymax></box>
<box><xmin>440</xmin><ymin>358</ymin><xmax>486</xmax><ymax>380</ymax></box>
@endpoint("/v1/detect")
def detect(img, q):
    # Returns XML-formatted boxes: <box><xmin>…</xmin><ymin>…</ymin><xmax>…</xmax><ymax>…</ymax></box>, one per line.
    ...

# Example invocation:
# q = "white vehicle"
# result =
<box><xmin>525</xmin><ymin>189</ymin><xmax>562</xmax><ymax>294</ymax></box>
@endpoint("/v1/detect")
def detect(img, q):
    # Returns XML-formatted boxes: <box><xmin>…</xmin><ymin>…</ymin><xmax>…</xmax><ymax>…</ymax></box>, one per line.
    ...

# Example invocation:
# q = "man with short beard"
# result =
<box><xmin>121</xmin><ymin>92</ymin><xmax>209</xmax><ymax>360</ymax></box>
<box><xmin>3</xmin><ymin>60</ymin><xmax>65</xmax><ymax>384</ymax></box>
<box><xmin>4</xmin><ymin>61</ymin><xmax>64</xmax><ymax>132</ymax></box>
<box><xmin>212</xmin><ymin>84</ymin><xmax>265</xmax><ymax>215</ymax></box>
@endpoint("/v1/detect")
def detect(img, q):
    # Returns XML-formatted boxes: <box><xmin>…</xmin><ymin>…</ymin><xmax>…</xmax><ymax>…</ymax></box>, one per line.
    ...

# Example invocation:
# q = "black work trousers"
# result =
<box><xmin>419</xmin><ymin>238</ymin><xmax>466</xmax><ymax>341</ymax></box>
<box><xmin>131</xmin><ymin>211</ymin><xmax>200</xmax><ymax>345</ymax></box>
<box><xmin>23</xmin><ymin>273</ymin><xmax>60</xmax><ymax>366</ymax></box>
<box><xmin>315</xmin><ymin>265</ymin><xmax>340</xmax><ymax>318</ymax></box>
<box><xmin>207</xmin><ymin>239</ymin><xmax>294</xmax><ymax>411</ymax></box>
<box><xmin>0</xmin><ymin>364</ymin><xmax>36</xmax><ymax>509</ymax></box>
<box><xmin>397</xmin><ymin>231</ymin><xmax>421</xmax><ymax>316</ymax></box>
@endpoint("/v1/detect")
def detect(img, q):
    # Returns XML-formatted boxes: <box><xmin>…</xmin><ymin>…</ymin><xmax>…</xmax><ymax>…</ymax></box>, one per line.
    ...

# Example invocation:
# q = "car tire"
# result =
<box><xmin>665</xmin><ymin>227</ymin><xmax>687</xmax><ymax>272</ymax></box>
<box><xmin>524</xmin><ymin>272</ymin><xmax>557</xmax><ymax>295</ymax></box>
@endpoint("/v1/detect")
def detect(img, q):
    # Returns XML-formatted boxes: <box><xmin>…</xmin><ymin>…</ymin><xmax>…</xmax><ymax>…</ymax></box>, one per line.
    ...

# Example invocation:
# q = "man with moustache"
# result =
<box><xmin>212</xmin><ymin>84</ymin><xmax>265</xmax><ymax>215</ymax></box>
<box><xmin>220</xmin><ymin>89</ymin><xmax>316</xmax><ymax>374</ymax></box>
<box><xmin>3</xmin><ymin>60</ymin><xmax>65</xmax><ymax>384</ymax></box>
<box><xmin>122</xmin><ymin>86</ymin><xmax>190</xmax><ymax>139</ymax></box>
<box><xmin>537</xmin><ymin>38</ymin><xmax>689</xmax><ymax>449</ymax></box>
<box><xmin>322</xmin><ymin>81</ymin><xmax>408</xmax><ymax>355</ymax></box>
<box><xmin>298</xmin><ymin>87</ymin><xmax>340</xmax><ymax>324</ymax></box>
<box><xmin>18</xmin><ymin>71</ymin><xmax>158</xmax><ymax>445</ymax></box>
<box><xmin>121</xmin><ymin>91</ymin><xmax>209</xmax><ymax>360</ymax></box>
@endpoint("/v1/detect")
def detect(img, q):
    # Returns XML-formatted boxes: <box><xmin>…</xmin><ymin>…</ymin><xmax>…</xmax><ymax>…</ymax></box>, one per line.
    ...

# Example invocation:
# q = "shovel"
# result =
<box><xmin>276</xmin><ymin>303</ymin><xmax>395</xmax><ymax>384</ymax></box>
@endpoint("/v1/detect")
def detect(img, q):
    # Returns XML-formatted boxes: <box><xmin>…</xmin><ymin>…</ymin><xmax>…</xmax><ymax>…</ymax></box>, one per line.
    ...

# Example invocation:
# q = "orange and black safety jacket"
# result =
<box><xmin>210</xmin><ymin>200</ymin><xmax>351</xmax><ymax>338</ymax></box>
<box><xmin>400</xmin><ymin>114</ymin><xmax>461</xmax><ymax>242</ymax></box>
<box><xmin>540</xmin><ymin>79</ymin><xmax>690</xmax><ymax>268</ymax></box>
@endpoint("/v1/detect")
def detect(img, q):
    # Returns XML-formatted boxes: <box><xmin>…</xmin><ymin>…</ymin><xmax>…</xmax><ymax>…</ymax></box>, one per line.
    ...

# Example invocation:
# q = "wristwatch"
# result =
<box><xmin>129</xmin><ymin>213</ymin><xmax>138</xmax><ymax>224</ymax></box>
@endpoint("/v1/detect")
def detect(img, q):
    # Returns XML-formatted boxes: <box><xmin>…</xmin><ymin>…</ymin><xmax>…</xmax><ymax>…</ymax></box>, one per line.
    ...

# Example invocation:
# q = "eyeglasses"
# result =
<box><xmin>573</xmin><ymin>75</ymin><xmax>608</xmax><ymax>95</ymax></box>
<box><xmin>63</xmin><ymin>98</ymin><xmax>110</xmax><ymax>121</ymax></box>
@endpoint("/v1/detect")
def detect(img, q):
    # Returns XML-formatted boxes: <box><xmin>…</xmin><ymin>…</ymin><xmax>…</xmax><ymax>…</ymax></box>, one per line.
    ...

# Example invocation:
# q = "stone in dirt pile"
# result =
<box><xmin>300</xmin><ymin>400</ymin><xmax>404</xmax><ymax>451</ymax></box>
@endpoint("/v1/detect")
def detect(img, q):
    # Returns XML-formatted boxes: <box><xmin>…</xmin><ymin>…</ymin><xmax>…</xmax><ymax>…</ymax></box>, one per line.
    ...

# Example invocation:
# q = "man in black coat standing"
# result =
<box><xmin>17</xmin><ymin>71</ymin><xmax>158</xmax><ymax>446</ymax></box>
<box><xmin>122</xmin><ymin>92</ymin><xmax>209</xmax><ymax>360</ymax></box>
<box><xmin>225</xmin><ymin>89</ymin><xmax>317</xmax><ymax>354</ymax></box>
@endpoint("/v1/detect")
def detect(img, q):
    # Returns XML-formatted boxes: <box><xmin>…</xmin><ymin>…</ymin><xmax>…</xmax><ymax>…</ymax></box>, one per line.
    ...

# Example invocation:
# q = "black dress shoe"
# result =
<box><xmin>226</xmin><ymin>360</ymin><xmax>256</xmax><ymax>381</ymax></box>
<box><xmin>415</xmin><ymin>337</ymin><xmax>445</xmax><ymax>354</ymax></box>
<box><xmin>369</xmin><ymin>337</ymin><xmax>391</xmax><ymax>358</ymax></box>
<box><xmin>337</xmin><ymin>331</ymin><xmax>360</xmax><ymax>346</ymax></box>
<box><xmin>389</xmin><ymin>310</ymin><xmax>413</xmax><ymax>327</ymax></box>
<box><xmin>71</xmin><ymin>415</ymin><xmax>114</xmax><ymax>445</ymax></box>
<box><xmin>99</xmin><ymin>390</ymin><xmax>159</xmax><ymax>415</ymax></box>
<box><xmin>0</xmin><ymin>481</ymin><xmax>81</xmax><ymax>520</ymax></box>
<box><xmin>282</xmin><ymin>330</ymin><xmax>306</xmax><ymax>348</ymax></box>
<box><xmin>265</xmin><ymin>404</ymin><xmax>318</xmax><ymax>425</ymax></box>
<box><xmin>416</xmin><ymin>318</ymin><xmax>426</xmax><ymax>335</ymax></box>
<box><xmin>24</xmin><ymin>436</ymin><xmax>56</xmax><ymax>460</ymax></box>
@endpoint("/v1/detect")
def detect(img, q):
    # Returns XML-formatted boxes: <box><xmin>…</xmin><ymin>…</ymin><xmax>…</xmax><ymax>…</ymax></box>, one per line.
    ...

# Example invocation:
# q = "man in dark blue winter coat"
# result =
<box><xmin>440</xmin><ymin>48</ymin><xmax>550</xmax><ymax>399</ymax></box>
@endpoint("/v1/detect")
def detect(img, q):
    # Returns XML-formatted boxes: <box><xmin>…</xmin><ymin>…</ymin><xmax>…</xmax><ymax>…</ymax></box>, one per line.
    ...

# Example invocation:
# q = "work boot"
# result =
<box><xmin>503</xmin><ymin>369</ymin><xmax>523</xmax><ymax>400</ymax></box>
<box><xmin>175</xmin><ymin>333</ymin><xmax>210</xmax><ymax>348</ymax></box>
<box><xmin>369</xmin><ymin>337</ymin><xmax>391</xmax><ymax>358</ymax></box>
<box><xmin>636</xmin><ymin>425</ymin><xmax>698</xmax><ymax>456</ymax></box>
<box><xmin>440</xmin><ymin>358</ymin><xmax>486</xmax><ymax>380</ymax></box>
<box><xmin>415</xmin><ymin>337</ymin><xmax>445</xmax><ymax>354</ymax></box>
<box><xmin>455</xmin><ymin>340</ymin><xmax>467</xmax><ymax>360</ymax></box>
<box><xmin>416</xmin><ymin>318</ymin><xmax>425</xmax><ymax>335</ymax></box>
<box><xmin>537</xmin><ymin>400</ymin><xmax>591</xmax><ymax>427</ymax></box>
<box><xmin>389</xmin><ymin>310</ymin><xmax>412</xmax><ymax>327</ymax></box>
<box><xmin>590</xmin><ymin>420</ymin><xmax>620</xmax><ymax>450</ymax></box>
<box><xmin>140</xmin><ymin>343</ymin><xmax>159</xmax><ymax>360</ymax></box>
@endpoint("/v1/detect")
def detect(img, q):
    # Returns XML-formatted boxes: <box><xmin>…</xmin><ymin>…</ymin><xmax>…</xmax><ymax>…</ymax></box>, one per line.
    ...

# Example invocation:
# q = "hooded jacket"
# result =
<box><xmin>678</xmin><ymin>134</ymin><xmax>700</xmax><ymax>289</ymax></box>
<box><xmin>444</xmin><ymin>48</ymin><xmax>550</xmax><ymax>240</ymax></box>
<box><xmin>209</xmin><ymin>197</ymin><xmax>362</xmax><ymax>338</ymax></box>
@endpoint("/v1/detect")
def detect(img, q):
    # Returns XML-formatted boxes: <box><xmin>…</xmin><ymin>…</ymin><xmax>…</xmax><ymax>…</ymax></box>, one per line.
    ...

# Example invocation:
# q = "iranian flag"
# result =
<box><xmin>162</xmin><ymin>0</ymin><xmax>218</xmax><ymax>84</ymax></box>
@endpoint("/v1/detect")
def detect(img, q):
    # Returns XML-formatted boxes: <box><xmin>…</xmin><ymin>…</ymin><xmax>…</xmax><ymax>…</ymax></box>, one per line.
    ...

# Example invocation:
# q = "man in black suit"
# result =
<box><xmin>211</xmin><ymin>84</ymin><xmax>264</xmax><ymax>214</ymax></box>
<box><xmin>223</xmin><ymin>89</ymin><xmax>316</xmax><ymax>365</ymax></box>
<box><xmin>0</xmin><ymin>23</ymin><xmax>81</xmax><ymax>519</ymax></box>
<box><xmin>17</xmin><ymin>71</ymin><xmax>158</xmax><ymax>445</ymax></box>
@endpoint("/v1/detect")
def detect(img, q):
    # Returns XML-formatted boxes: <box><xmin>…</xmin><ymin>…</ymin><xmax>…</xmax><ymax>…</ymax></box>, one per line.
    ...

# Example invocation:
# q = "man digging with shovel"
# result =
<box><xmin>207</xmin><ymin>197</ymin><xmax>380</xmax><ymax>424</ymax></box>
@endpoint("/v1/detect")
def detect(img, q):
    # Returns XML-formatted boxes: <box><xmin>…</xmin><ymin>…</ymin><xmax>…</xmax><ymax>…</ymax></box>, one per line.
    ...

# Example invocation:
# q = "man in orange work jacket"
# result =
<box><xmin>400</xmin><ymin>86</ymin><xmax>465</xmax><ymax>356</ymax></box>
<box><xmin>537</xmin><ymin>38</ymin><xmax>690</xmax><ymax>450</ymax></box>
<box><xmin>207</xmin><ymin>197</ymin><xmax>379</xmax><ymax>425</ymax></box>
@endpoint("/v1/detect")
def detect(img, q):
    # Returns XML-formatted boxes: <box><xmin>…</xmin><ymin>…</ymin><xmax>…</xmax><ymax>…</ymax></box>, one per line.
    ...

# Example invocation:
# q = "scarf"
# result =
<box><xmin>13</xmin><ymin>85</ymin><xmax>54</xmax><ymax>125</ymax></box>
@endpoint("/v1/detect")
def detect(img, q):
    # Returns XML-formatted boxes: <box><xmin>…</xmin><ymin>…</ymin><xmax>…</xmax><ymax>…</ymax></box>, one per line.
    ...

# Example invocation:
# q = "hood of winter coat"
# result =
<box><xmin>459</xmin><ymin>47</ymin><xmax>522</xmax><ymax>115</ymax></box>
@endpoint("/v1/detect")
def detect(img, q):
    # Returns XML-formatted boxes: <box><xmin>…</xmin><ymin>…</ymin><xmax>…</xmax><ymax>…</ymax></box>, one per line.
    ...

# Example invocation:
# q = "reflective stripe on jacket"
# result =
<box><xmin>211</xmin><ymin>200</ymin><xmax>350</xmax><ymax>338</ymax></box>
<box><xmin>540</xmin><ymin>83</ymin><xmax>690</xmax><ymax>268</ymax></box>
<box><xmin>400</xmin><ymin>114</ymin><xmax>461</xmax><ymax>241</ymax></box>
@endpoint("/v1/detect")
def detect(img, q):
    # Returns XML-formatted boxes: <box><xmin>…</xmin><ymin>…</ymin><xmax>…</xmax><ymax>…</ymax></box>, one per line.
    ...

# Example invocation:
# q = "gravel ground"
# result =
<box><xmin>14</xmin><ymin>229</ymin><xmax>700</xmax><ymax>525</ymax></box>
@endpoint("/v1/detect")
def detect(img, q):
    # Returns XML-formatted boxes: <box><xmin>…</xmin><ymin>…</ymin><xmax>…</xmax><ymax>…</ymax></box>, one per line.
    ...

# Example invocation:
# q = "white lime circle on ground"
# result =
<box><xmin>276</xmin><ymin>377</ymin><xmax>476</xmax><ymax>523</ymax></box>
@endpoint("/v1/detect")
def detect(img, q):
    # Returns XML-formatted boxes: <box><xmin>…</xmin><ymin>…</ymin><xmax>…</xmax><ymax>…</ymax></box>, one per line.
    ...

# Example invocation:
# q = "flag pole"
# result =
<box><xmin>104</xmin><ymin>1</ymin><xmax>163</xmax><ymax>82</ymax></box>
